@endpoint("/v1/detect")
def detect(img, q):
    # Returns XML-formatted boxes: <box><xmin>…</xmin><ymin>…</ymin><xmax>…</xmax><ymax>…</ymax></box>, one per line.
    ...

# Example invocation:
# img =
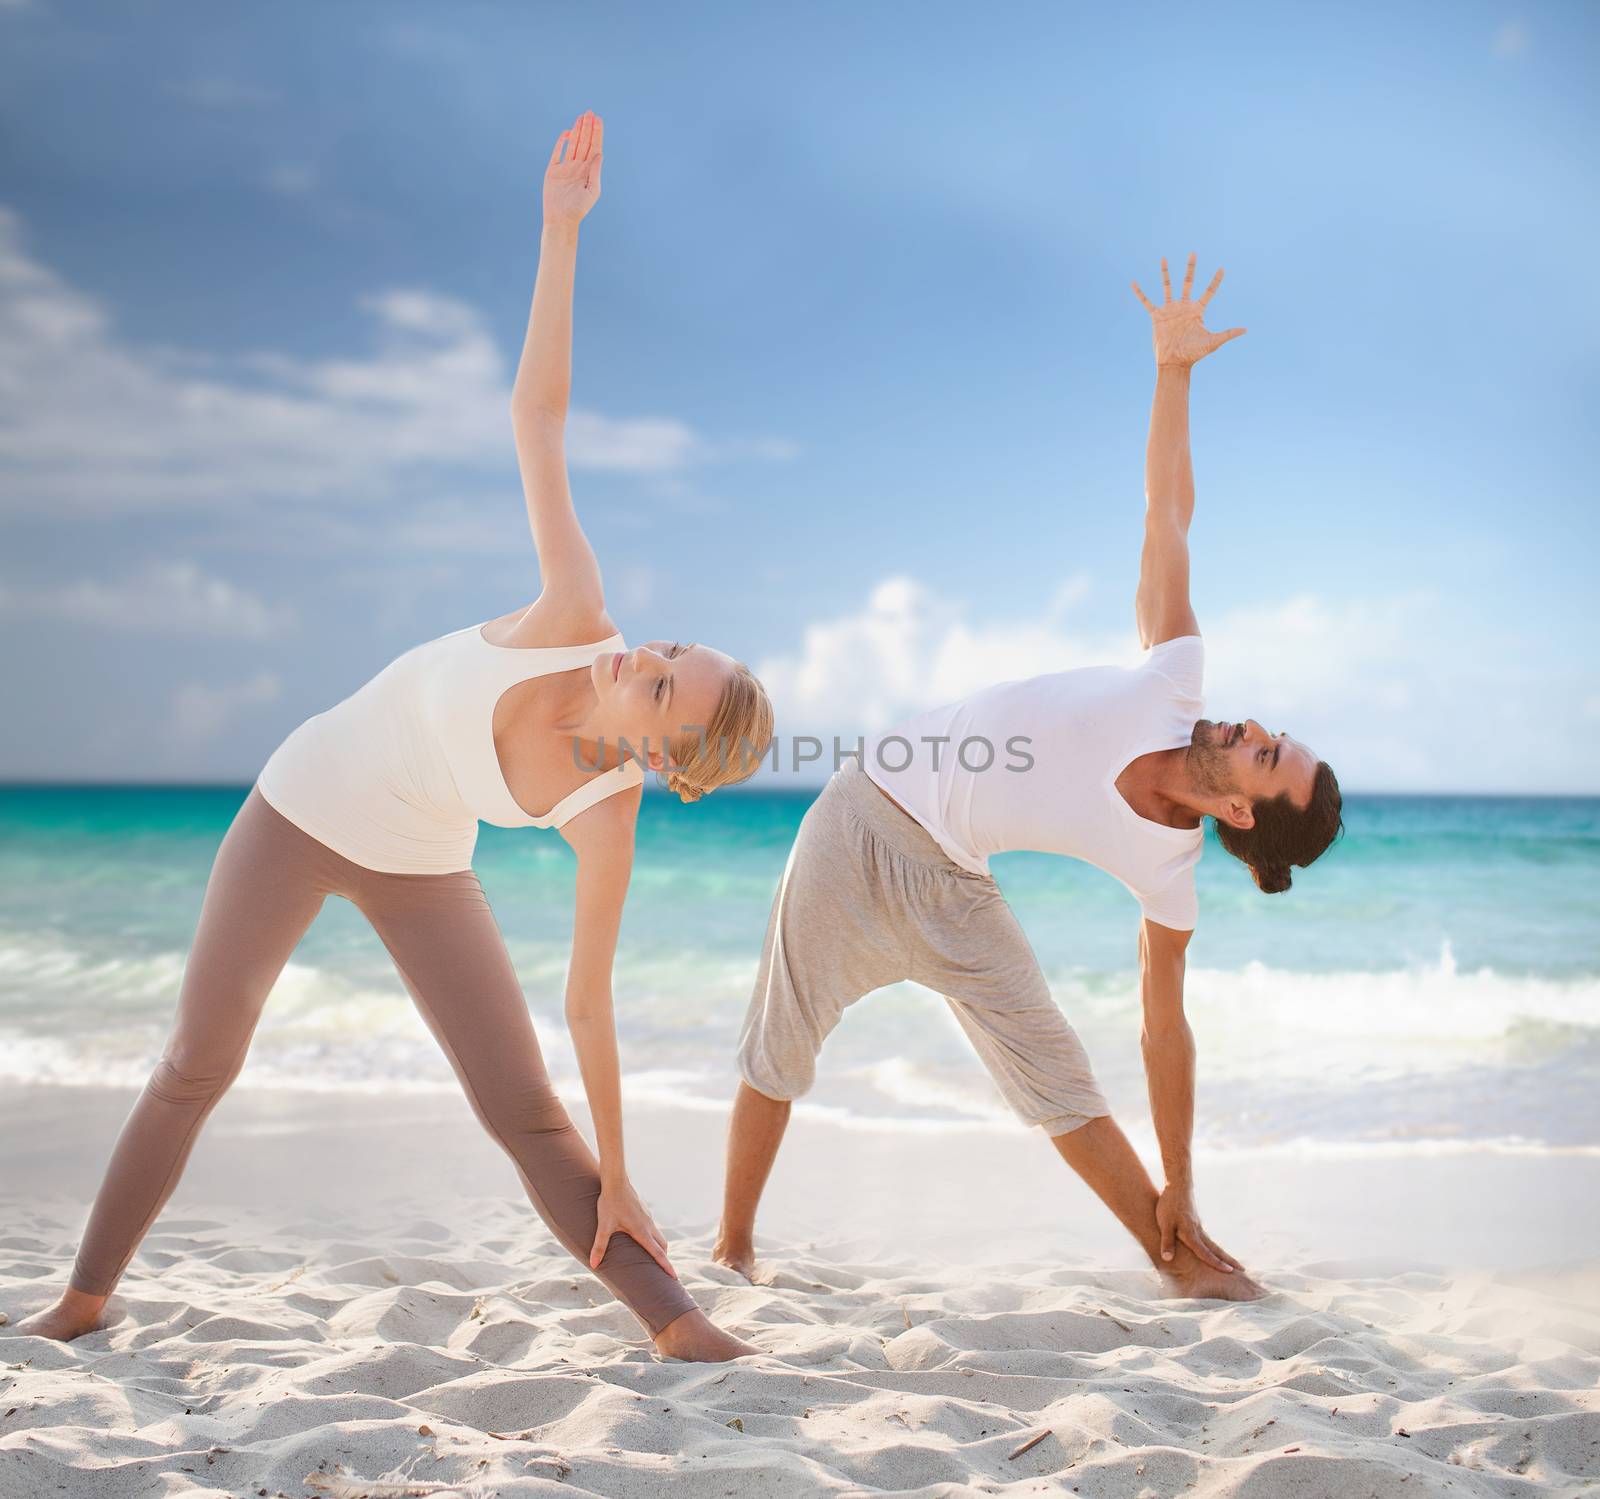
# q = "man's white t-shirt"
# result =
<box><xmin>863</xmin><ymin>635</ymin><xmax>1207</xmax><ymax>930</ymax></box>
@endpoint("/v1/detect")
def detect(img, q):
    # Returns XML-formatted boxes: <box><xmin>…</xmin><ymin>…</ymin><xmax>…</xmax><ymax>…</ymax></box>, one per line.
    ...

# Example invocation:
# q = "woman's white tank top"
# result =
<box><xmin>254</xmin><ymin>621</ymin><xmax>644</xmax><ymax>874</ymax></box>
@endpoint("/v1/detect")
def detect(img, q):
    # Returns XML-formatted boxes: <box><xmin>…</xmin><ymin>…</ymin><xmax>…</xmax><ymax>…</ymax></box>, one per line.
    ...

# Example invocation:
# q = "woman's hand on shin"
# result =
<box><xmin>590</xmin><ymin>1177</ymin><xmax>677</xmax><ymax>1279</ymax></box>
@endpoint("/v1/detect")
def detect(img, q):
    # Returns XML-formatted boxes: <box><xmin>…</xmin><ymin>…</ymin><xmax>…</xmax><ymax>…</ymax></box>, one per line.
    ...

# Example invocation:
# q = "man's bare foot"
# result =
<box><xmin>1157</xmin><ymin>1262</ymin><xmax>1269</xmax><ymax>1301</ymax></box>
<box><xmin>8</xmin><ymin>1288</ymin><xmax>109</xmax><ymax>1342</ymax></box>
<box><xmin>652</xmin><ymin>1307</ymin><xmax>760</xmax><ymax>1362</ymax></box>
<box><xmin>711</xmin><ymin>1231</ymin><xmax>758</xmax><ymax>1283</ymax></box>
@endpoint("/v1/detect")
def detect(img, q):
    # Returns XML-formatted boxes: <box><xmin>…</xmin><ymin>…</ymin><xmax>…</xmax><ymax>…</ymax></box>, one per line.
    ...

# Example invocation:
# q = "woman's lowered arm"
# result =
<box><xmin>559</xmin><ymin>788</ymin><xmax>678</xmax><ymax>1279</ymax></box>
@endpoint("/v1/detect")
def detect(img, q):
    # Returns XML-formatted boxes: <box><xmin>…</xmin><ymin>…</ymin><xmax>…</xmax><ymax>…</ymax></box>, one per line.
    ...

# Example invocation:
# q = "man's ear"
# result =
<box><xmin>1220</xmin><ymin>795</ymin><xmax>1254</xmax><ymax>831</ymax></box>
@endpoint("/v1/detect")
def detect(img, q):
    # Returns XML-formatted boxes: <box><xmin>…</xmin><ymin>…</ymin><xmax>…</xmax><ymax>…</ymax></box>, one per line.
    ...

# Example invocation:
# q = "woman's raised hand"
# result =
<box><xmin>544</xmin><ymin>110</ymin><xmax>604</xmax><ymax>228</ymax></box>
<box><xmin>1131</xmin><ymin>253</ymin><xmax>1246</xmax><ymax>369</ymax></box>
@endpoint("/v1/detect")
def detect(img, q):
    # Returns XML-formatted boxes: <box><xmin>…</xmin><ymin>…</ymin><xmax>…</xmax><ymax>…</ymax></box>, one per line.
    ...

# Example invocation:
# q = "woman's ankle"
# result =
<box><xmin>61</xmin><ymin>1285</ymin><xmax>110</xmax><ymax>1315</ymax></box>
<box><xmin>651</xmin><ymin>1307</ymin><xmax>754</xmax><ymax>1362</ymax></box>
<box><xmin>651</xmin><ymin>1307</ymin><xmax>702</xmax><ymax>1348</ymax></box>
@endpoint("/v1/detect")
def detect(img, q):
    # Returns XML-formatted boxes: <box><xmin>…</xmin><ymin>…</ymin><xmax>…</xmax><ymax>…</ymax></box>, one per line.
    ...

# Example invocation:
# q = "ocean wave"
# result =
<box><xmin>2</xmin><ymin>928</ymin><xmax>1596</xmax><ymax>1152</ymax></box>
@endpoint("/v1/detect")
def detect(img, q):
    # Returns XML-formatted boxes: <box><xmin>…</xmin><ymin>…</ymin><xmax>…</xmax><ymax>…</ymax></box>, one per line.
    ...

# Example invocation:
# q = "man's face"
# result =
<box><xmin>1189</xmin><ymin>718</ymin><xmax>1319</xmax><ymax>810</ymax></box>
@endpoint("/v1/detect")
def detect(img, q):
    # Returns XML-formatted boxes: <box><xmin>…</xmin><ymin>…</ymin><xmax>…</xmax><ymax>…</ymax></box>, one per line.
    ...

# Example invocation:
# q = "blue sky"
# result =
<box><xmin>0</xmin><ymin>0</ymin><xmax>1595</xmax><ymax>790</ymax></box>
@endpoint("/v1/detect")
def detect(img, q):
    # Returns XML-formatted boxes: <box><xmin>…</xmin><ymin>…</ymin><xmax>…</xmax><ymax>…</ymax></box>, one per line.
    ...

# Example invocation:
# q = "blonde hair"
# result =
<box><xmin>662</xmin><ymin>660</ymin><xmax>774</xmax><ymax>803</ymax></box>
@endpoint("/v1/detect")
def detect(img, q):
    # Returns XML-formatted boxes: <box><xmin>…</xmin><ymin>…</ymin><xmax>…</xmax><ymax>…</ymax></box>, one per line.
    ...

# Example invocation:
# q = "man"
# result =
<box><xmin>715</xmin><ymin>255</ymin><xmax>1343</xmax><ymax>1298</ymax></box>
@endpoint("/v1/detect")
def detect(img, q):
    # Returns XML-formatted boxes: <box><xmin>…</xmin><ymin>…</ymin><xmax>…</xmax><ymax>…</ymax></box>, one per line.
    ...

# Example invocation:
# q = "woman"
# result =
<box><xmin>15</xmin><ymin>110</ymin><xmax>773</xmax><ymax>1362</ymax></box>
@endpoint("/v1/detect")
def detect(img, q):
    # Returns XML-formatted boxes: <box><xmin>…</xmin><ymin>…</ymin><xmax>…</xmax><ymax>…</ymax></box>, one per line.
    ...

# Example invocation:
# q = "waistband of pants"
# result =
<box><xmin>831</xmin><ymin>760</ymin><xmax>982</xmax><ymax>875</ymax></box>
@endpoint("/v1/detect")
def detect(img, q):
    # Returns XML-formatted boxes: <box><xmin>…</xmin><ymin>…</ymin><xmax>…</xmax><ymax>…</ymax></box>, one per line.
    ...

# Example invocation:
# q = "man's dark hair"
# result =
<box><xmin>1215</xmin><ymin>761</ymin><xmax>1343</xmax><ymax>894</ymax></box>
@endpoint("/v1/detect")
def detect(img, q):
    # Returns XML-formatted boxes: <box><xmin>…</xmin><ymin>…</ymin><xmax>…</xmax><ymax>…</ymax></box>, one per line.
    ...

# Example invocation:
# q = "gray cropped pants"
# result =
<box><xmin>69</xmin><ymin>786</ymin><xmax>697</xmax><ymax>1337</ymax></box>
<box><xmin>737</xmin><ymin>761</ymin><xmax>1110</xmax><ymax>1134</ymax></box>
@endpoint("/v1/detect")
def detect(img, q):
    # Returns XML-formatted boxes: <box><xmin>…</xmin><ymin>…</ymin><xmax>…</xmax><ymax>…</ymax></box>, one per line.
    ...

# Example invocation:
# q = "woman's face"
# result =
<box><xmin>588</xmin><ymin>639</ymin><xmax>734</xmax><ymax>763</ymax></box>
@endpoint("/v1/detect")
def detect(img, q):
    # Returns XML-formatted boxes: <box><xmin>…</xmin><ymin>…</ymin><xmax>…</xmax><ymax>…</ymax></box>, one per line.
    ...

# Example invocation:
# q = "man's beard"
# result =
<box><xmin>1187</xmin><ymin>719</ymin><xmax>1240</xmax><ymax>798</ymax></box>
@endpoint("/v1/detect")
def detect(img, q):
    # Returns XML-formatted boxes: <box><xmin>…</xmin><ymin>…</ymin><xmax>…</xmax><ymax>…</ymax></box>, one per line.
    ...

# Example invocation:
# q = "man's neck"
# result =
<box><xmin>1124</xmin><ymin>746</ymin><xmax>1204</xmax><ymax>830</ymax></box>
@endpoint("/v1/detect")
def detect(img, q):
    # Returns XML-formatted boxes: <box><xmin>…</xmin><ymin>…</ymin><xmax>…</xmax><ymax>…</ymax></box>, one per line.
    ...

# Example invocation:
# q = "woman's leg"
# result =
<box><xmin>353</xmin><ymin>870</ymin><xmax>701</xmax><ymax>1339</ymax></box>
<box><xmin>67</xmin><ymin>788</ymin><xmax>331</xmax><ymax>1299</ymax></box>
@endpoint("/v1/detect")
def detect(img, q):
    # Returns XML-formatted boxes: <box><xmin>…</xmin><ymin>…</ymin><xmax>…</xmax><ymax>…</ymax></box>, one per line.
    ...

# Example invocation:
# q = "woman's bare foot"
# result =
<box><xmin>8</xmin><ymin>1288</ymin><xmax>110</xmax><ymax>1342</ymax></box>
<box><xmin>652</xmin><ymin>1307</ymin><xmax>759</xmax><ymax>1361</ymax></box>
<box><xmin>711</xmin><ymin>1231</ymin><xmax>758</xmax><ymax>1283</ymax></box>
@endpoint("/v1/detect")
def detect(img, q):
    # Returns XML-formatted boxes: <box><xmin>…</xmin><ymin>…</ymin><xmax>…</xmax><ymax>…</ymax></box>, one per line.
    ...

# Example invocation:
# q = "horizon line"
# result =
<box><xmin>1</xmin><ymin>779</ymin><xmax>1597</xmax><ymax>801</ymax></box>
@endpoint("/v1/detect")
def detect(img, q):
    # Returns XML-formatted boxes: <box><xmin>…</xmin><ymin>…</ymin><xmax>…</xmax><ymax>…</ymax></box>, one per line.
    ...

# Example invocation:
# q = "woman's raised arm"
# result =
<box><xmin>508</xmin><ymin>111</ymin><xmax>607</xmax><ymax>623</ymax></box>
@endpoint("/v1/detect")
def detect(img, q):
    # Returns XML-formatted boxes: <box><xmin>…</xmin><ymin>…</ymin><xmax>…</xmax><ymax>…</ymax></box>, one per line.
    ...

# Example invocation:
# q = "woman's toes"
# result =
<box><xmin>10</xmin><ymin>1308</ymin><xmax>95</xmax><ymax>1342</ymax></box>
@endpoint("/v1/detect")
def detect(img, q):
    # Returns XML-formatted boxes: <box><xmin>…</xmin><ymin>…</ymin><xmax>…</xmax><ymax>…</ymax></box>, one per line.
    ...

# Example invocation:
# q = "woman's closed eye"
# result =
<box><xmin>653</xmin><ymin>643</ymin><xmax>685</xmax><ymax>703</ymax></box>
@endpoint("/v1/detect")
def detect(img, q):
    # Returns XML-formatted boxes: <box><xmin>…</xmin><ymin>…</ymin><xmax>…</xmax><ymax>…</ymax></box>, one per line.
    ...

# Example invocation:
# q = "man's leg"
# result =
<box><xmin>712</xmin><ymin>1082</ymin><xmax>791</xmax><ymax>1278</ymax></box>
<box><xmin>928</xmin><ymin>882</ymin><xmax>1265</xmax><ymax>1300</ymax></box>
<box><xmin>714</xmin><ymin>769</ymin><xmax>905</xmax><ymax>1280</ymax></box>
<box><xmin>1047</xmin><ymin>1115</ymin><xmax>1265</xmax><ymax>1299</ymax></box>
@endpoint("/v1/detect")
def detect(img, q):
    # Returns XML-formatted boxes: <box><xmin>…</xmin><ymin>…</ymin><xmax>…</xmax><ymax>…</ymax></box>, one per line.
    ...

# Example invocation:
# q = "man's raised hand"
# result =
<box><xmin>1131</xmin><ymin>253</ymin><xmax>1246</xmax><ymax>369</ymax></box>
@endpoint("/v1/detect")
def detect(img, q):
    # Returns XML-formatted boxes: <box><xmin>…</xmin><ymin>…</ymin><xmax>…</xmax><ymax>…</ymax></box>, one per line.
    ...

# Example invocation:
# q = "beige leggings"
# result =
<box><xmin>69</xmin><ymin>786</ymin><xmax>697</xmax><ymax>1337</ymax></box>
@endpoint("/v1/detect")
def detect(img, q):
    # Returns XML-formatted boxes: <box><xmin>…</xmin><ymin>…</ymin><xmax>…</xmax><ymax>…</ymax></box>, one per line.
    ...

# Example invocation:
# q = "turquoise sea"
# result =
<box><xmin>1</xmin><ymin>786</ymin><xmax>1596</xmax><ymax>1159</ymax></box>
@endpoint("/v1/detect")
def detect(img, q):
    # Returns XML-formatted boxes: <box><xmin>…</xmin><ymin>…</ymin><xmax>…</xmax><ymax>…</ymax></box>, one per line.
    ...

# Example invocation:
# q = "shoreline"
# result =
<box><xmin>3</xmin><ymin>1082</ymin><xmax>1593</xmax><ymax>1275</ymax></box>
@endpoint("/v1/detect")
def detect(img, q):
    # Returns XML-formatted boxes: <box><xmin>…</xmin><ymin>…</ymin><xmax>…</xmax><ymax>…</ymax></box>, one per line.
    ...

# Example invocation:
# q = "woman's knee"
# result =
<box><xmin>147</xmin><ymin>1050</ymin><xmax>240</xmax><ymax>1105</ymax></box>
<box><xmin>475</xmin><ymin>1076</ymin><xmax>574</xmax><ymax>1140</ymax></box>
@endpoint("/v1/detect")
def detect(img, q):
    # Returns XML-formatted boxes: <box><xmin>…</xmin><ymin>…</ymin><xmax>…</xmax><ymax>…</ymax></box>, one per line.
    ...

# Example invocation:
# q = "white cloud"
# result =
<box><xmin>565</xmin><ymin>408</ymin><xmax>702</xmax><ymax>474</ymax></box>
<box><xmin>0</xmin><ymin>561</ymin><xmax>293</xmax><ymax>638</ymax></box>
<box><xmin>382</xmin><ymin>498</ymin><xmax>521</xmax><ymax>554</ymax></box>
<box><xmin>168</xmin><ymin>78</ymin><xmax>280</xmax><ymax>109</ymax></box>
<box><xmin>1493</xmin><ymin>20</ymin><xmax>1528</xmax><ymax>56</ymax></box>
<box><xmin>378</xmin><ymin>20</ymin><xmax>479</xmax><ymax>67</ymax></box>
<box><xmin>264</xmin><ymin>164</ymin><xmax>318</xmax><ymax>197</ymax></box>
<box><xmin>610</xmin><ymin>562</ymin><xmax>656</xmax><ymax>612</ymax></box>
<box><xmin>171</xmin><ymin>671</ymin><xmax>282</xmax><ymax>741</ymax></box>
<box><xmin>1045</xmin><ymin>570</ymin><xmax>1095</xmax><ymax>621</ymax></box>
<box><xmin>754</xmin><ymin>575</ymin><xmax>1597</xmax><ymax>792</ymax></box>
<box><xmin>756</xmin><ymin>574</ymin><xmax>1132</xmax><ymax>735</ymax></box>
<box><xmin>0</xmin><ymin>206</ymin><xmax>792</xmax><ymax>518</ymax></box>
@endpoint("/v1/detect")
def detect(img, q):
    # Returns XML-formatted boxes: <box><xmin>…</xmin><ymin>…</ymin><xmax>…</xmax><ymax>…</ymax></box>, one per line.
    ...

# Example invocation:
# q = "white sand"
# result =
<box><xmin>3</xmin><ymin>1086</ymin><xmax>1598</xmax><ymax>1498</ymax></box>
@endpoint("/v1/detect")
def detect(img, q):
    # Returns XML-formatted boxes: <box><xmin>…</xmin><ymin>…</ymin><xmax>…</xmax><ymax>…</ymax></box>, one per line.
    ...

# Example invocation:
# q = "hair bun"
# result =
<box><xmin>666</xmin><ymin>771</ymin><xmax>705</xmax><ymax>805</ymax></box>
<box><xmin>1253</xmin><ymin>861</ymin><xmax>1293</xmax><ymax>895</ymax></box>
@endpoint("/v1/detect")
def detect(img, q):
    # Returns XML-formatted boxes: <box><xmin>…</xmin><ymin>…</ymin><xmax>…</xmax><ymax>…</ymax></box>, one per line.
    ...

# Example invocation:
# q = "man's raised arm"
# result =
<box><xmin>1130</xmin><ymin>254</ymin><xmax>1246</xmax><ymax>649</ymax></box>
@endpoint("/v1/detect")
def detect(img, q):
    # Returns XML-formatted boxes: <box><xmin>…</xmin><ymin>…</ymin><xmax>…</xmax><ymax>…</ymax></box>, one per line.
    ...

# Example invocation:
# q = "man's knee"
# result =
<box><xmin>736</xmin><ymin>1030</ymin><xmax>814</xmax><ymax>1105</ymax></box>
<box><xmin>1040</xmin><ymin>1105</ymin><xmax>1111</xmax><ymax>1139</ymax></box>
<box><xmin>1027</xmin><ymin>1067</ymin><xmax>1110</xmax><ymax>1136</ymax></box>
<box><xmin>738</xmin><ymin>1076</ymin><xmax>797</xmax><ymax>1109</ymax></box>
